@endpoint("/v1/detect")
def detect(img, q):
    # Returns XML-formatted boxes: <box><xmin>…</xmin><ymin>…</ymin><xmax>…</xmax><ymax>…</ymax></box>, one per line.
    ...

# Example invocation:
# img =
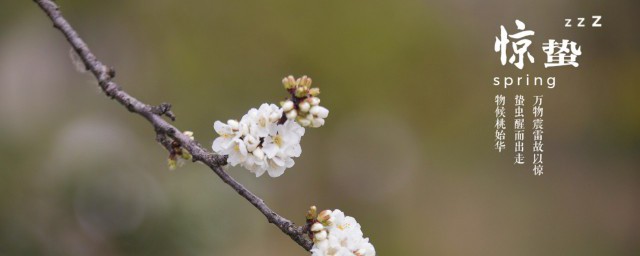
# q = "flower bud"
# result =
<box><xmin>183</xmin><ymin>131</ymin><xmax>195</xmax><ymax>140</ymax></box>
<box><xmin>314</xmin><ymin>230</ymin><xmax>327</xmax><ymax>241</ymax></box>
<box><xmin>300</xmin><ymin>75</ymin><xmax>312</xmax><ymax>87</ymax></box>
<box><xmin>311</xmin><ymin>223</ymin><xmax>324</xmax><ymax>232</ymax></box>
<box><xmin>306</xmin><ymin>205</ymin><xmax>317</xmax><ymax>220</ymax></box>
<box><xmin>286</xmin><ymin>109</ymin><xmax>298</xmax><ymax>120</ymax></box>
<box><xmin>309</xmin><ymin>97</ymin><xmax>321</xmax><ymax>106</ymax></box>
<box><xmin>299</xmin><ymin>101</ymin><xmax>310</xmax><ymax>113</ymax></box>
<box><xmin>311</xmin><ymin>118</ymin><xmax>325</xmax><ymax>128</ymax></box>
<box><xmin>309</xmin><ymin>88</ymin><xmax>320</xmax><ymax>96</ymax></box>
<box><xmin>287</xmin><ymin>75</ymin><xmax>296</xmax><ymax>86</ymax></box>
<box><xmin>295</xmin><ymin>87</ymin><xmax>307</xmax><ymax>98</ymax></box>
<box><xmin>310</xmin><ymin>106</ymin><xmax>329</xmax><ymax>119</ymax></box>
<box><xmin>244</xmin><ymin>135</ymin><xmax>259</xmax><ymax>152</ymax></box>
<box><xmin>269</xmin><ymin>112</ymin><xmax>281</xmax><ymax>123</ymax></box>
<box><xmin>282</xmin><ymin>100</ymin><xmax>294</xmax><ymax>112</ymax></box>
<box><xmin>282</xmin><ymin>77</ymin><xmax>291</xmax><ymax>89</ymax></box>
<box><xmin>168</xmin><ymin>158</ymin><xmax>177</xmax><ymax>170</ymax></box>
<box><xmin>239</xmin><ymin>122</ymin><xmax>249</xmax><ymax>135</ymax></box>
<box><xmin>180</xmin><ymin>150</ymin><xmax>193</xmax><ymax>160</ymax></box>
<box><xmin>317</xmin><ymin>210</ymin><xmax>332</xmax><ymax>223</ymax></box>
<box><xmin>298</xmin><ymin>118</ymin><xmax>311</xmax><ymax>127</ymax></box>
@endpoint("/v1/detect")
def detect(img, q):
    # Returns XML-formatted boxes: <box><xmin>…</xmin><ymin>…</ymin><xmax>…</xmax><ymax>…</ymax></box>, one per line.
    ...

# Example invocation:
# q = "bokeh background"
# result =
<box><xmin>1</xmin><ymin>0</ymin><xmax>639</xmax><ymax>255</ymax></box>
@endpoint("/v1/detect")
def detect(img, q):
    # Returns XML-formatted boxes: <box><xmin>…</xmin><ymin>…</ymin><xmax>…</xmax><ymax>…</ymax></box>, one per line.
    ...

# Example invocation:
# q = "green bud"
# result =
<box><xmin>306</xmin><ymin>205</ymin><xmax>318</xmax><ymax>220</ymax></box>
<box><xmin>180</xmin><ymin>150</ymin><xmax>192</xmax><ymax>161</ymax></box>
<box><xmin>295</xmin><ymin>87</ymin><xmax>307</xmax><ymax>98</ymax></box>
<box><xmin>300</xmin><ymin>75</ymin><xmax>312</xmax><ymax>87</ymax></box>
<box><xmin>168</xmin><ymin>158</ymin><xmax>177</xmax><ymax>170</ymax></box>
<box><xmin>309</xmin><ymin>88</ymin><xmax>320</xmax><ymax>97</ymax></box>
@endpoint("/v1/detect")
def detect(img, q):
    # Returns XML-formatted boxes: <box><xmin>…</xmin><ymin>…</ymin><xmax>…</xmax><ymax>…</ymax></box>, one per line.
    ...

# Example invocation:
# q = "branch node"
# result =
<box><xmin>102</xmin><ymin>81</ymin><xmax>120</xmax><ymax>99</ymax></box>
<box><xmin>108</xmin><ymin>66</ymin><xmax>116</xmax><ymax>78</ymax></box>
<box><xmin>151</xmin><ymin>102</ymin><xmax>176</xmax><ymax>121</ymax></box>
<box><xmin>215</xmin><ymin>154</ymin><xmax>228</xmax><ymax>166</ymax></box>
<box><xmin>155</xmin><ymin>132</ymin><xmax>173</xmax><ymax>151</ymax></box>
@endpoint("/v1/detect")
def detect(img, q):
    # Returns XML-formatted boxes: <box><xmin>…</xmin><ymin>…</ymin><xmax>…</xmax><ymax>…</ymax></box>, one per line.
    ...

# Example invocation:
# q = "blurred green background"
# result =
<box><xmin>1</xmin><ymin>0</ymin><xmax>639</xmax><ymax>255</ymax></box>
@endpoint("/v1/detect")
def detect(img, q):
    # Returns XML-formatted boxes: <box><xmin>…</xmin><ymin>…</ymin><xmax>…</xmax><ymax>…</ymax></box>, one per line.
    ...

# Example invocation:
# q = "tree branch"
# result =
<box><xmin>33</xmin><ymin>0</ymin><xmax>313</xmax><ymax>251</ymax></box>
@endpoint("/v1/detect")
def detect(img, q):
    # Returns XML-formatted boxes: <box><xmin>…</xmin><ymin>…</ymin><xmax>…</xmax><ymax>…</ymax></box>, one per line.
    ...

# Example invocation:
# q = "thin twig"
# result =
<box><xmin>33</xmin><ymin>0</ymin><xmax>313</xmax><ymax>251</ymax></box>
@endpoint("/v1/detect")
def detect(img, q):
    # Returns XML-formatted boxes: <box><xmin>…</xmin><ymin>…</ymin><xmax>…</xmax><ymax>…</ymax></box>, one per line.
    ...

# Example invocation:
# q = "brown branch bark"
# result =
<box><xmin>33</xmin><ymin>0</ymin><xmax>313</xmax><ymax>251</ymax></box>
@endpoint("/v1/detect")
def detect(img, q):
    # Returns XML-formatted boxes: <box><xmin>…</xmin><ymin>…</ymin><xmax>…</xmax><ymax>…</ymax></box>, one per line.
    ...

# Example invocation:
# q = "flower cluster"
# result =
<box><xmin>281</xmin><ymin>75</ymin><xmax>329</xmax><ymax>128</ymax></box>
<box><xmin>211</xmin><ymin>76</ymin><xmax>328</xmax><ymax>177</ymax></box>
<box><xmin>307</xmin><ymin>206</ymin><xmax>376</xmax><ymax>256</ymax></box>
<box><xmin>212</xmin><ymin>103</ymin><xmax>305</xmax><ymax>177</ymax></box>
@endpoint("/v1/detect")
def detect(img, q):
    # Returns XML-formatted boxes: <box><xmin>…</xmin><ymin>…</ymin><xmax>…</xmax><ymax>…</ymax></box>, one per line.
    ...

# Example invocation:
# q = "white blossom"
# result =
<box><xmin>242</xmin><ymin>103</ymin><xmax>282</xmax><ymax>138</ymax></box>
<box><xmin>211</xmin><ymin>120</ymin><xmax>240</xmax><ymax>152</ymax></box>
<box><xmin>262</xmin><ymin>120</ymin><xmax>304</xmax><ymax>159</ymax></box>
<box><xmin>310</xmin><ymin>209</ymin><xmax>376</xmax><ymax>256</ymax></box>
<box><xmin>212</xmin><ymin>104</ymin><xmax>304</xmax><ymax>178</ymax></box>
<box><xmin>211</xmin><ymin>75</ymin><xmax>329</xmax><ymax>176</ymax></box>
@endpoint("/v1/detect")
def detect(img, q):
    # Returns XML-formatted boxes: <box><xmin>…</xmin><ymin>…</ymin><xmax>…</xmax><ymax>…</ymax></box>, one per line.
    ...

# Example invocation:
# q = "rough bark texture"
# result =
<box><xmin>34</xmin><ymin>0</ymin><xmax>313</xmax><ymax>251</ymax></box>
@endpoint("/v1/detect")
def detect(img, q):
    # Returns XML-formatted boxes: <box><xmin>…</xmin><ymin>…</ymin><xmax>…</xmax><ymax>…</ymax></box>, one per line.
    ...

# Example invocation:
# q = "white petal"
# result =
<box><xmin>284</xmin><ymin>157</ymin><xmax>295</xmax><ymax>168</ymax></box>
<box><xmin>270</xmin><ymin>155</ymin><xmax>285</xmax><ymax>166</ymax></box>
<box><xmin>253</xmin><ymin>147</ymin><xmax>265</xmax><ymax>159</ymax></box>
<box><xmin>253</xmin><ymin>167</ymin><xmax>266</xmax><ymax>177</ymax></box>
<box><xmin>212</xmin><ymin>137</ymin><xmax>225</xmax><ymax>152</ymax></box>
<box><xmin>243</xmin><ymin>135</ymin><xmax>259</xmax><ymax>151</ymax></box>
<box><xmin>311</xmin><ymin>106</ymin><xmax>329</xmax><ymax>118</ymax></box>
<box><xmin>289</xmin><ymin>144</ymin><xmax>302</xmax><ymax>157</ymax></box>
<box><xmin>228</xmin><ymin>119</ymin><xmax>239</xmax><ymax>130</ymax></box>
<box><xmin>237</xmin><ymin>140</ymin><xmax>248</xmax><ymax>155</ymax></box>
<box><xmin>213</xmin><ymin>121</ymin><xmax>229</xmax><ymax>135</ymax></box>
<box><xmin>284</xmin><ymin>120</ymin><xmax>305</xmax><ymax>137</ymax></box>
<box><xmin>258</xmin><ymin>103</ymin><xmax>271</xmax><ymax>112</ymax></box>
<box><xmin>298</xmin><ymin>118</ymin><xmax>311</xmax><ymax>127</ymax></box>
<box><xmin>227</xmin><ymin>153</ymin><xmax>242</xmax><ymax>166</ymax></box>
<box><xmin>262</xmin><ymin>143</ymin><xmax>279</xmax><ymax>158</ymax></box>
<box><xmin>312</xmin><ymin>118</ymin><xmax>325</xmax><ymax>128</ymax></box>
<box><xmin>267</xmin><ymin>164</ymin><xmax>286</xmax><ymax>177</ymax></box>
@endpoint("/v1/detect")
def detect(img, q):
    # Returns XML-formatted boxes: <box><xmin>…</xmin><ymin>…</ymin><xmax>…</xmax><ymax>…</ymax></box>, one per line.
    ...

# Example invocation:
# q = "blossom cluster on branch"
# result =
<box><xmin>307</xmin><ymin>206</ymin><xmax>376</xmax><ymax>256</ymax></box>
<box><xmin>211</xmin><ymin>76</ymin><xmax>328</xmax><ymax>177</ymax></box>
